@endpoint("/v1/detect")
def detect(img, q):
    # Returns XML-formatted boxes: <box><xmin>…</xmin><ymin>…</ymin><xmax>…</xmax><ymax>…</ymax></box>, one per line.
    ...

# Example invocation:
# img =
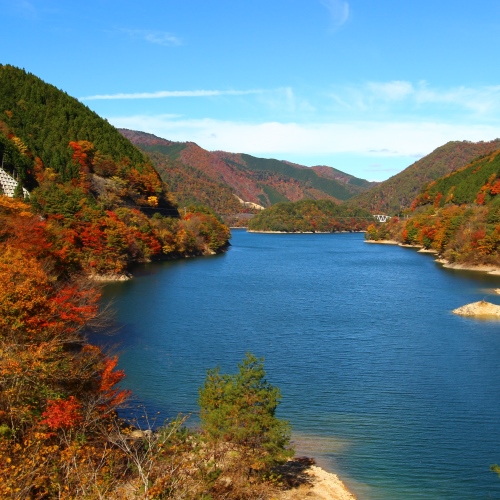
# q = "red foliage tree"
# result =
<box><xmin>41</xmin><ymin>396</ymin><xmax>83</xmax><ymax>430</ymax></box>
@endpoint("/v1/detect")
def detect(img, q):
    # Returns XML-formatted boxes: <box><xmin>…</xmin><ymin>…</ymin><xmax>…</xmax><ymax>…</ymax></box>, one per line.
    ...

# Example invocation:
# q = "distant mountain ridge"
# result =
<box><xmin>119</xmin><ymin>129</ymin><xmax>377</xmax><ymax>214</ymax></box>
<box><xmin>348</xmin><ymin>139</ymin><xmax>500</xmax><ymax>215</ymax></box>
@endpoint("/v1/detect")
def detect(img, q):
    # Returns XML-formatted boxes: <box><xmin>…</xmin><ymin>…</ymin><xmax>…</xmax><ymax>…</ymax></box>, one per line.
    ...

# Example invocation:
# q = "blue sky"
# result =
<box><xmin>3</xmin><ymin>0</ymin><xmax>500</xmax><ymax>180</ymax></box>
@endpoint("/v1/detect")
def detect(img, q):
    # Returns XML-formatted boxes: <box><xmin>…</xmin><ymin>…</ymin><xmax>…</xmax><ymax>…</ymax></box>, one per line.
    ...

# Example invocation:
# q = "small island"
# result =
<box><xmin>453</xmin><ymin>300</ymin><xmax>500</xmax><ymax>317</ymax></box>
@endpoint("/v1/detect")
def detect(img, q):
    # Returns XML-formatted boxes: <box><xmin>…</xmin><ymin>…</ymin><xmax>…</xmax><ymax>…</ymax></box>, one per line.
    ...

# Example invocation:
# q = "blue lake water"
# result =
<box><xmin>97</xmin><ymin>230</ymin><xmax>500</xmax><ymax>499</ymax></box>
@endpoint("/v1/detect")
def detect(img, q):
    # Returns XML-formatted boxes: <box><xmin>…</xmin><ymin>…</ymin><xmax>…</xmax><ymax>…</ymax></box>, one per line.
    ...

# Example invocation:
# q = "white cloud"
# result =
<box><xmin>414</xmin><ymin>84</ymin><xmax>500</xmax><ymax>114</ymax></box>
<box><xmin>321</xmin><ymin>0</ymin><xmax>349</xmax><ymax>30</ymax></box>
<box><xmin>122</xmin><ymin>29</ymin><xmax>181</xmax><ymax>46</ymax></box>
<box><xmin>107</xmin><ymin>114</ymin><xmax>500</xmax><ymax>160</ymax></box>
<box><xmin>367</xmin><ymin>81</ymin><xmax>415</xmax><ymax>101</ymax></box>
<box><xmin>330</xmin><ymin>80</ymin><xmax>500</xmax><ymax>116</ymax></box>
<box><xmin>80</xmin><ymin>89</ymin><xmax>269</xmax><ymax>101</ymax></box>
<box><xmin>254</xmin><ymin>87</ymin><xmax>316</xmax><ymax>114</ymax></box>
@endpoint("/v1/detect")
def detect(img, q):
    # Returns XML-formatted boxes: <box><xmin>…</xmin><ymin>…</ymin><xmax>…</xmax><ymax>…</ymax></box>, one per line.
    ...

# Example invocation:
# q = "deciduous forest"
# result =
<box><xmin>248</xmin><ymin>199</ymin><xmax>373</xmax><ymax>233</ymax></box>
<box><xmin>365</xmin><ymin>150</ymin><xmax>500</xmax><ymax>266</ymax></box>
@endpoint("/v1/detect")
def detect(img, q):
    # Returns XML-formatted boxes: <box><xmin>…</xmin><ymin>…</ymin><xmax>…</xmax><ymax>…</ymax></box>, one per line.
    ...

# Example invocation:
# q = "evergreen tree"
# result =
<box><xmin>198</xmin><ymin>353</ymin><xmax>293</xmax><ymax>469</ymax></box>
<box><xmin>13</xmin><ymin>180</ymin><xmax>24</xmax><ymax>199</ymax></box>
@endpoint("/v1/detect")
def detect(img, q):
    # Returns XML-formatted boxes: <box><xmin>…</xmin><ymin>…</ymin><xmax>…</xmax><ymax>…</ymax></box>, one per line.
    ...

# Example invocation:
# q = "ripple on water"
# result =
<box><xmin>97</xmin><ymin>232</ymin><xmax>500</xmax><ymax>500</ymax></box>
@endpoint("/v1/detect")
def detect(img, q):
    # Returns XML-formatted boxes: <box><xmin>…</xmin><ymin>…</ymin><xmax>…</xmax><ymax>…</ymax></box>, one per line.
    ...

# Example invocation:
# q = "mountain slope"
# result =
<box><xmin>120</xmin><ymin>129</ymin><xmax>377</xmax><ymax>213</ymax></box>
<box><xmin>0</xmin><ymin>65</ymin><xmax>173</xmax><ymax>208</ymax></box>
<box><xmin>366</xmin><ymin>149</ymin><xmax>500</xmax><ymax>267</ymax></box>
<box><xmin>412</xmin><ymin>149</ymin><xmax>500</xmax><ymax>208</ymax></box>
<box><xmin>349</xmin><ymin>139</ymin><xmax>500</xmax><ymax>215</ymax></box>
<box><xmin>0</xmin><ymin>65</ymin><xmax>230</xmax><ymax>274</ymax></box>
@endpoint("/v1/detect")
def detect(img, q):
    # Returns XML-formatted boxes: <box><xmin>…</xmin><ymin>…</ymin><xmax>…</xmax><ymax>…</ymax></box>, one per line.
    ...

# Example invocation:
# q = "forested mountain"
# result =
<box><xmin>0</xmin><ymin>66</ymin><xmax>165</xmax><ymax>194</ymax></box>
<box><xmin>366</xmin><ymin>149</ymin><xmax>500</xmax><ymax>267</ymax></box>
<box><xmin>349</xmin><ymin>139</ymin><xmax>500</xmax><ymax>215</ymax></box>
<box><xmin>0</xmin><ymin>65</ymin><xmax>230</xmax><ymax>275</ymax></box>
<box><xmin>1</xmin><ymin>65</ymin><xmax>298</xmax><ymax>499</ymax></box>
<box><xmin>412</xmin><ymin>149</ymin><xmax>500</xmax><ymax>208</ymax></box>
<box><xmin>248</xmin><ymin>199</ymin><xmax>373</xmax><ymax>233</ymax></box>
<box><xmin>120</xmin><ymin>129</ymin><xmax>377</xmax><ymax>214</ymax></box>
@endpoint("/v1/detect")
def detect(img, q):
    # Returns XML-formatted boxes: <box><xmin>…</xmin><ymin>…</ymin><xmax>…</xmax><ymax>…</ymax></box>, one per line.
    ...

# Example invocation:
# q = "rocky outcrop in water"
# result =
<box><xmin>452</xmin><ymin>300</ymin><xmax>500</xmax><ymax>317</ymax></box>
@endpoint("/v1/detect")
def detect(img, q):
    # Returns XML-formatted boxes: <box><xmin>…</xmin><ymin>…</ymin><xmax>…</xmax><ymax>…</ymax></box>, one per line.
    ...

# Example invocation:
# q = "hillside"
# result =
<box><xmin>120</xmin><ymin>129</ymin><xmax>377</xmax><ymax>214</ymax></box>
<box><xmin>412</xmin><ymin>149</ymin><xmax>500</xmax><ymax>208</ymax></box>
<box><xmin>349</xmin><ymin>139</ymin><xmax>500</xmax><ymax>215</ymax></box>
<box><xmin>0</xmin><ymin>67</ymin><xmax>169</xmax><ymax>199</ymax></box>
<box><xmin>366</xmin><ymin>149</ymin><xmax>500</xmax><ymax>267</ymax></box>
<box><xmin>0</xmin><ymin>65</ymin><xmax>230</xmax><ymax>275</ymax></box>
<box><xmin>248</xmin><ymin>199</ymin><xmax>373</xmax><ymax>233</ymax></box>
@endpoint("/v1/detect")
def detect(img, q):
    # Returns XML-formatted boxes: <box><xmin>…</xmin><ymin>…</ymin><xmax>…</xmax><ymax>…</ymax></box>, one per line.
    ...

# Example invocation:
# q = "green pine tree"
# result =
<box><xmin>198</xmin><ymin>353</ymin><xmax>293</xmax><ymax>469</ymax></box>
<box><xmin>13</xmin><ymin>180</ymin><xmax>24</xmax><ymax>199</ymax></box>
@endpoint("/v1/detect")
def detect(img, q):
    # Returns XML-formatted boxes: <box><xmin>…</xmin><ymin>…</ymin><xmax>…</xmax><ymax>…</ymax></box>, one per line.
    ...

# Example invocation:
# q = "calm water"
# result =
<box><xmin>97</xmin><ymin>230</ymin><xmax>500</xmax><ymax>499</ymax></box>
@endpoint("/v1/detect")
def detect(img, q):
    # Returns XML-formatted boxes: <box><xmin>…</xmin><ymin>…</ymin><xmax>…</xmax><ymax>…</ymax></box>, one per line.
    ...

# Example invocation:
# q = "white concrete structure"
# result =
<box><xmin>0</xmin><ymin>168</ymin><xmax>29</xmax><ymax>198</ymax></box>
<box><xmin>373</xmin><ymin>214</ymin><xmax>391</xmax><ymax>223</ymax></box>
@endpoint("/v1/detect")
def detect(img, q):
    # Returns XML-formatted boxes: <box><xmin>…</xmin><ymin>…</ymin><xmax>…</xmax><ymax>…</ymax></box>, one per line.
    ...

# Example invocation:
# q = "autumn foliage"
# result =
<box><xmin>40</xmin><ymin>397</ymin><xmax>83</xmax><ymax>430</ymax></box>
<box><xmin>0</xmin><ymin>205</ymin><xmax>288</xmax><ymax>498</ymax></box>
<box><xmin>0</xmin><ymin>197</ymin><xmax>135</xmax><ymax>498</ymax></box>
<box><xmin>1</xmin><ymin>65</ymin><xmax>230</xmax><ymax>278</ymax></box>
<box><xmin>248</xmin><ymin>199</ymin><xmax>373</xmax><ymax>233</ymax></box>
<box><xmin>365</xmin><ymin>149</ymin><xmax>500</xmax><ymax>267</ymax></box>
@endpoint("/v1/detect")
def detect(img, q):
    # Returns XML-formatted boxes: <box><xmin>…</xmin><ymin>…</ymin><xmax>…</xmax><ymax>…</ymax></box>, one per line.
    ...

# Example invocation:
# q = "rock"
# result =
<box><xmin>129</xmin><ymin>429</ymin><xmax>152</xmax><ymax>439</ymax></box>
<box><xmin>452</xmin><ymin>300</ymin><xmax>500</xmax><ymax>317</ymax></box>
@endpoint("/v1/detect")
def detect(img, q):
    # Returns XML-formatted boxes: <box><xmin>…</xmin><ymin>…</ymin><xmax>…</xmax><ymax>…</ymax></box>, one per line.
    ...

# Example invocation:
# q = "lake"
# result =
<box><xmin>97</xmin><ymin>230</ymin><xmax>500</xmax><ymax>499</ymax></box>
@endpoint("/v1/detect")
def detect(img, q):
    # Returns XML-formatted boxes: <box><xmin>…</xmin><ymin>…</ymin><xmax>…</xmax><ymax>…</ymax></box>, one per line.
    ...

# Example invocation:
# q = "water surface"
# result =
<box><xmin>98</xmin><ymin>231</ymin><xmax>500</xmax><ymax>499</ymax></box>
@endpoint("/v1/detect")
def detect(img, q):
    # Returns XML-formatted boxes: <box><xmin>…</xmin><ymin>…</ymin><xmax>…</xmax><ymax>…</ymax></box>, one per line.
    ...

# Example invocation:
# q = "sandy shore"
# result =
<box><xmin>365</xmin><ymin>240</ymin><xmax>500</xmax><ymax>275</ymax></box>
<box><xmin>364</xmin><ymin>239</ymin><xmax>399</xmax><ymax>245</ymax></box>
<box><xmin>276</xmin><ymin>460</ymin><xmax>356</xmax><ymax>500</ymax></box>
<box><xmin>89</xmin><ymin>273</ymin><xmax>131</xmax><ymax>281</ymax></box>
<box><xmin>437</xmin><ymin>260</ymin><xmax>500</xmax><ymax>275</ymax></box>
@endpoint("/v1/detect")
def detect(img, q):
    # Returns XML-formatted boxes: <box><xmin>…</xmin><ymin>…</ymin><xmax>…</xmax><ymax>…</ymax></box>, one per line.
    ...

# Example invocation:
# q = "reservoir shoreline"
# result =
<box><xmin>364</xmin><ymin>239</ymin><xmax>500</xmax><ymax>274</ymax></box>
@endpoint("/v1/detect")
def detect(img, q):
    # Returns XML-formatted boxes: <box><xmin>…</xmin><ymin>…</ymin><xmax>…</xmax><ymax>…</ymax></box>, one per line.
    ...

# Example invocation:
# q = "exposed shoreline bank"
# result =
<box><xmin>277</xmin><ymin>460</ymin><xmax>357</xmax><ymax>500</ymax></box>
<box><xmin>247</xmin><ymin>230</ymin><xmax>365</xmax><ymax>234</ymax></box>
<box><xmin>364</xmin><ymin>239</ymin><xmax>500</xmax><ymax>275</ymax></box>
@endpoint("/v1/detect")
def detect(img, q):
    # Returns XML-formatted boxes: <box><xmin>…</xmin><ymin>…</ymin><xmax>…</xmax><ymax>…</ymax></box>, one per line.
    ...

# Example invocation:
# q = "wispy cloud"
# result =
<box><xmin>255</xmin><ymin>87</ymin><xmax>316</xmax><ymax>114</ymax></box>
<box><xmin>330</xmin><ymin>80</ymin><xmax>500</xmax><ymax>117</ymax></box>
<box><xmin>321</xmin><ymin>0</ymin><xmax>349</xmax><ymax>30</ymax></box>
<box><xmin>413</xmin><ymin>83</ymin><xmax>500</xmax><ymax>115</ymax></box>
<box><xmin>121</xmin><ymin>29</ymin><xmax>181</xmax><ymax>46</ymax></box>
<box><xmin>80</xmin><ymin>89</ymin><xmax>270</xmax><ymax>101</ymax></box>
<box><xmin>366</xmin><ymin>81</ymin><xmax>415</xmax><ymax>101</ymax></box>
